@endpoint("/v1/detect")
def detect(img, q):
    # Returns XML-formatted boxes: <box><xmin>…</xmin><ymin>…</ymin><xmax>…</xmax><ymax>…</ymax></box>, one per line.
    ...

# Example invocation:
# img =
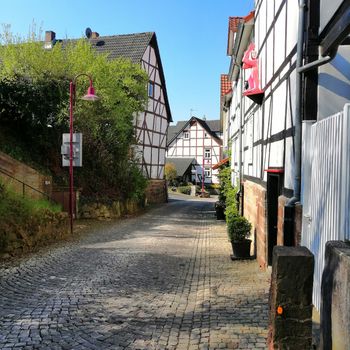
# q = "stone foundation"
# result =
<box><xmin>320</xmin><ymin>241</ymin><xmax>350</xmax><ymax>350</ymax></box>
<box><xmin>0</xmin><ymin>211</ymin><xmax>69</xmax><ymax>258</ymax></box>
<box><xmin>243</xmin><ymin>180</ymin><xmax>267</xmax><ymax>269</ymax></box>
<box><xmin>268</xmin><ymin>246</ymin><xmax>314</xmax><ymax>349</ymax></box>
<box><xmin>80</xmin><ymin>199</ymin><xmax>141</xmax><ymax>220</ymax></box>
<box><xmin>145</xmin><ymin>179</ymin><xmax>167</xmax><ymax>204</ymax></box>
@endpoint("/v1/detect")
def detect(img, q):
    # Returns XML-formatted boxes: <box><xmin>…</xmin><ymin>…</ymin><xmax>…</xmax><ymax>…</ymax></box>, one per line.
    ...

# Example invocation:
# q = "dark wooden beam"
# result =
<box><xmin>320</xmin><ymin>0</ymin><xmax>350</xmax><ymax>56</ymax></box>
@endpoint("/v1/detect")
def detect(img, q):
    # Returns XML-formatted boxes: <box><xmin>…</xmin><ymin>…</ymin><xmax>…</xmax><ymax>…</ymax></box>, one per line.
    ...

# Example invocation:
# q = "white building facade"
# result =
<box><xmin>223</xmin><ymin>0</ymin><xmax>350</xmax><ymax>316</ymax></box>
<box><xmin>167</xmin><ymin>117</ymin><xmax>222</xmax><ymax>184</ymax></box>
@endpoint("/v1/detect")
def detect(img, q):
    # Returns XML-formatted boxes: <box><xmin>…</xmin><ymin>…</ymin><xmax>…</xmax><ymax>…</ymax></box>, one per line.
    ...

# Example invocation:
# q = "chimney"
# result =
<box><xmin>91</xmin><ymin>32</ymin><xmax>99</xmax><ymax>39</ymax></box>
<box><xmin>45</xmin><ymin>31</ymin><xmax>56</xmax><ymax>42</ymax></box>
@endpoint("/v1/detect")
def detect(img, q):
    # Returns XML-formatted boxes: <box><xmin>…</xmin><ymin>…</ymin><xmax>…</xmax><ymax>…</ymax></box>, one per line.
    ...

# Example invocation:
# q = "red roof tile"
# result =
<box><xmin>228</xmin><ymin>17</ymin><xmax>242</xmax><ymax>33</ymax></box>
<box><xmin>212</xmin><ymin>157</ymin><xmax>230</xmax><ymax>170</ymax></box>
<box><xmin>220</xmin><ymin>74</ymin><xmax>232</xmax><ymax>97</ymax></box>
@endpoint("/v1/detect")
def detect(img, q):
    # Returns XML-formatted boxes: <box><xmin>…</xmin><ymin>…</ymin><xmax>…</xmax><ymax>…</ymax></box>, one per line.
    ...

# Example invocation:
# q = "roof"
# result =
<box><xmin>227</xmin><ymin>17</ymin><xmax>243</xmax><ymax>55</ymax></box>
<box><xmin>88</xmin><ymin>32</ymin><xmax>154</xmax><ymax>63</ymax></box>
<box><xmin>166</xmin><ymin>157</ymin><xmax>195</xmax><ymax>177</ymax></box>
<box><xmin>167</xmin><ymin>117</ymin><xmax>222</xmax><ymax>146</ymax></box>
<box><xmin>167</xmin><ymin>121</ymin><xmax>187</xmax><ymax>142</ymax></box>
<box><xmin>61</xmin><ymin>32</ymin><xmax>172</xmax><ymax>122</ymax></box>
<box><xmin>205</xmin><ymin>120</ymin><xmax>221</xmax><ymax>132</ymax></box>
<box><xmin>212</xmin><ymin>157</ymin><xmax>230</xmax><ymax>170</ymax></box>
<box><xmin>220</xmin><ymin>74</ymin><xmax>232</xmax><ymax>96</ymax></box>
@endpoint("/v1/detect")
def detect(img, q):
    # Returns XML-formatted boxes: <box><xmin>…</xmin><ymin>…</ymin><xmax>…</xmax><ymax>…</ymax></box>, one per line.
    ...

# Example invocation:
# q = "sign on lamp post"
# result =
<box><xmin>65</xmin><ymin>74</ymin><xmax>99</xmax><ymax>234</ymax></box>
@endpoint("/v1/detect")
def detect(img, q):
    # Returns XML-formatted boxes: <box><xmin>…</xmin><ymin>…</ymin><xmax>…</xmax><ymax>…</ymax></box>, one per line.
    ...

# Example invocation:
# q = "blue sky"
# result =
<box><xmin>0</xmin><ymin>0</ymin><xmax>254</xmax><ymax>123</ymax></box>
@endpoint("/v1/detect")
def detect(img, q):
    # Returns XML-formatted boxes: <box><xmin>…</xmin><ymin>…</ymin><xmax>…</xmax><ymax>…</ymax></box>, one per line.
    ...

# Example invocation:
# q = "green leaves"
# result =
<box><xmin>0</xmin><ymin>28</ymin><xmax>148</xmax><ymax>201</ymax></box>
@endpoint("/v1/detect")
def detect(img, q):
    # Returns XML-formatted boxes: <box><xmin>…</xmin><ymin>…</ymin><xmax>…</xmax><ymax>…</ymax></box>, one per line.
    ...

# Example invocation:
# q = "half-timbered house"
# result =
<box><xmin>166</xmin><ymin>117</ymin><xmax>222</xmax><ymax>184</ymax></box>
<box><xmin>223</xmin><ymin>0</ymin><xmax>350</xmax><ymax>324</ymax></box>
<box><xmin>45</xmin><ymin>30</ymin><xmax>172</xmax><ymax>203</ymax></box>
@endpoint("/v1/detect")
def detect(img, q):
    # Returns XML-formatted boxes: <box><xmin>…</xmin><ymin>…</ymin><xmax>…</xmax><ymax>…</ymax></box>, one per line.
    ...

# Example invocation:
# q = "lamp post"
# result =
<box><xmin>69</xmin><ymin>73</ymin><xmax>99</xmax><ymax>234</ymax></box>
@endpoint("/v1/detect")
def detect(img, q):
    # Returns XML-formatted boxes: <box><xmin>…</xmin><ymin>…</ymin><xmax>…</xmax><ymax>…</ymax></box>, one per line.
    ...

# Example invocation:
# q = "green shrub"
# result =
<box><xmin>227</xmin><ymin>216</ymin><xmax>252</xmax><ymax>242</ymax></box>
<box><xmin>177</xmin><ymin>185</ymin><xmax>191</xmax><ymax>195</ymax></box>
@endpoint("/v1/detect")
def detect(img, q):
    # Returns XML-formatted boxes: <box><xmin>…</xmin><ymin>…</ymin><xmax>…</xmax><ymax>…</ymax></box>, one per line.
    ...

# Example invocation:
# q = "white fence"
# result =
<box><xmin>301</xmin><ymin>104</ymin><xmax>350</xmax><ymax>311</ymax></box>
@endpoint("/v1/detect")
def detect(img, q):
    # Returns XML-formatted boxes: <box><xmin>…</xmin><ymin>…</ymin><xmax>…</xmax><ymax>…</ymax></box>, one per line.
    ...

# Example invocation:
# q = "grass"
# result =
<box><xmin>0</xmin><ymin>181</ymin><xmax>61</xmax><ymax>221</ymax></box>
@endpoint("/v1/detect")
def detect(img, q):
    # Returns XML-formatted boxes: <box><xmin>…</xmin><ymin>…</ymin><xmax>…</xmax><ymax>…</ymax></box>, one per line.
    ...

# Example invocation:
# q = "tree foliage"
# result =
<box><xmin>165</xmin><ymin>162</ymin><xmax>177</xmax><ymax>184</ymax></box>
<box><xmin>0</xmin><ymin>26</ymin><xmax>149</xmax><ymax>201</ymax></box>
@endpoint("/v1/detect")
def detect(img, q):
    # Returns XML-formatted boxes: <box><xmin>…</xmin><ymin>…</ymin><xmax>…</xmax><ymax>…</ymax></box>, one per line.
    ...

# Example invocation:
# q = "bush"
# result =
<box><xmin>227</xmin><ymin>216</ymin><xmax>252</xmax><ymax>242</ymax></box>
<box><xmin>177</xmin><ymin>185</ymin><xmax>192</xmax><ymax>195</ymax></box>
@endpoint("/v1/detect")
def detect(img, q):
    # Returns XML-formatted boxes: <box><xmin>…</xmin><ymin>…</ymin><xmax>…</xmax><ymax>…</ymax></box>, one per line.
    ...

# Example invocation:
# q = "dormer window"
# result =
<box><xmin>184</xmin><ymin>131</ymin><xmax>189</xmax><ymax>139</ymax></box>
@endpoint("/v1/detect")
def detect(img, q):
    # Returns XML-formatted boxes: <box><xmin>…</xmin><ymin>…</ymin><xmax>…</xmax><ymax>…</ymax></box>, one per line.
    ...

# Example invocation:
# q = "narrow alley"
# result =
<box><xmin>0</xmin><ymin>195</ymin><xmax>270</xmax><ymax>350</ymax></box>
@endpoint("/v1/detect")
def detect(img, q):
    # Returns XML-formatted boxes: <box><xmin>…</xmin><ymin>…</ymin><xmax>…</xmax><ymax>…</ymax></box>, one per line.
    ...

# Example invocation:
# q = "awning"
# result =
<box><xmin>212</xmin><ymin>157</ymin><xmax>230</xmax><ymax>170</ymax></box>
<box><xmin>264</xmin><ymin>168</ymin><xmax>284</xmax><ymax>174</ymax></box>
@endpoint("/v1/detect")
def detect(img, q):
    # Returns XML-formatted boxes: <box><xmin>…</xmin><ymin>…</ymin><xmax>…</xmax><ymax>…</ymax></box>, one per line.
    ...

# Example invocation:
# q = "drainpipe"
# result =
<box><xmin>237</xmin><ymin>69</ymin><xmax>244</xmax><ymax>215</ymax></box>
<box><xmin>284</xmin><ymin>0</ymin><xmax>339</xmax><ymax>246</ymax></box>
<box><xmin>284</xmin><ymin>0</ymin><xmax>307</xmax><ymax>246</ymax></box>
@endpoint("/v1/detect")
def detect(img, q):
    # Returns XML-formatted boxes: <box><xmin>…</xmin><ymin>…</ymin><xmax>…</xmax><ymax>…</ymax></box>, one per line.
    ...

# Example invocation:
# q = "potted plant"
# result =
<box><xmin>215</xmin><ymin>201</ymin><xmax>226</xmax><ymax>220</ymax></box>
<box><xmin>227</xmin><ymin>215</ymin><xmax>252</xmax><ymax>258</ymax></box>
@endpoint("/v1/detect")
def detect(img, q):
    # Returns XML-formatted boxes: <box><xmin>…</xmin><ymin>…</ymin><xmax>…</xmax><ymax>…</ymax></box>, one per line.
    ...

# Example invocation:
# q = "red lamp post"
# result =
<box><xmin>69</xmin><ymin>74</ymin><xmax>99</xmax><ymax>234</ymax></box>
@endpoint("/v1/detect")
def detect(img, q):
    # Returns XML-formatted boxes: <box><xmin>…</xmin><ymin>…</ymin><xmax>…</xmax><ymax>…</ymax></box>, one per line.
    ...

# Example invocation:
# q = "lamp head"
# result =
<box><xmin>81</xmin><ymin>82</ymin><xmax>99</xmax><ymax>101</ymax></box>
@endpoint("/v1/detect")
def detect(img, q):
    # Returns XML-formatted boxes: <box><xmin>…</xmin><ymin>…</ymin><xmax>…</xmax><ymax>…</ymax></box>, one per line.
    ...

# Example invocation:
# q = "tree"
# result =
<box><xmin>0</xmin><ymin>26</ymin><xmax>149</xmax><ymax>201</ymax></box>
<box><xmin>165</xmin><ymin>163</ymin><xmax>177</xmax><ymax>185</ymax></box>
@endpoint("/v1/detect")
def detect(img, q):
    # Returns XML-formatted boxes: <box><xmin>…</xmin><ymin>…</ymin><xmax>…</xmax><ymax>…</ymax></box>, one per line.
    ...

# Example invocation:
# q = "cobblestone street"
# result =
<box><xmin>0</xmin><ymin>195</ymin><xmax>270</xmax><ymax>350</ymax></box>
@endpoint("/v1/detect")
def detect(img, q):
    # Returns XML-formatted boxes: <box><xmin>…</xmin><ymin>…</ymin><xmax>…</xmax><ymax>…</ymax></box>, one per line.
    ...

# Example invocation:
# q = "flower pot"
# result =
<box><xmin>215</xmin><ymin>201</ymin><xmax>226</xmax><ymax>220</ymax></box>
<box><xmin>230</xmin><ymin>239</ymin><xmax>251</xmax><ymax>258</ymax></box>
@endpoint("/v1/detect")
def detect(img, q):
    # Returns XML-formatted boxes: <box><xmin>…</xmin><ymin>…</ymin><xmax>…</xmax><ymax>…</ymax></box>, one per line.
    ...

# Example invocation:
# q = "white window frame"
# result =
<box><xmin>184</xmin><ymin>131</ymin><xmax>189</xmax><ymax>139</ymax></box>
<box><xmin>205</xmin><ymin>167</ymin><xmax>211</xmax><ymax>178</ymax></box>
<box><xmin>204</xmin><ymin>148</ymin><xmax>211</xmax><ymax>159</ymax></box>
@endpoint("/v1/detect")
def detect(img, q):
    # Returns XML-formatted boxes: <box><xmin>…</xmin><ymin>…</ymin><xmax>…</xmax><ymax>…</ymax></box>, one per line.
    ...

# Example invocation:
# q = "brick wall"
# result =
<box><xmin>145</xmin><ymin>179</ymin><xmax>167</xmax><ymax>204</ymax></box>
<box><xmin>0</xmin><ymin>151</ymin><xmax>52</xmax><ymax>199</ymax></box>
<box><xmin>243</xmin><ymin>180</ymin><xmax>267</xmax><ymax>269</ymax></box>
<box><xmin>277</xmin><ymin>196</ymin><xmax>289</xmax><ymax>245</ymax></box>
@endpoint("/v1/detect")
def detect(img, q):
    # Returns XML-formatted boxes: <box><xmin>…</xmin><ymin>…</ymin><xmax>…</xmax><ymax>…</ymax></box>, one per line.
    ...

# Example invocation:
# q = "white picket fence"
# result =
<box><xmin>301</xmin><ymin>103</ymin><xmax>350</xmax><ymax>311</ymax></box>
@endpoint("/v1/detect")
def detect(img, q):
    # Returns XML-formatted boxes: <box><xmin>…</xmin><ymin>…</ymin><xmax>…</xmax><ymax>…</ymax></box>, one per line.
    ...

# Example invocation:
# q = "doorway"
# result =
<box><xmin>267</xmin><ymin>172</ymin><xmax>283</xmax><ymax>266</ymax></box>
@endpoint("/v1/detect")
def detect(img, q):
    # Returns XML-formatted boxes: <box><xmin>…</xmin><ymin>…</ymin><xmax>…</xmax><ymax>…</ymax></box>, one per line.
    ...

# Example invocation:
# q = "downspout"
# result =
<box><xmin>283</xmin><ymin>0</ymin><xmax>307</xmax><ymax>246</ymax></box>
<box><xmin>239</xmin><ymin>70</ymin><xmax>244</xmax><ymax>215</ymax></box>
<box><xmin>236</xmin><ymin>68</ymin><xmax>244</xmax><ymax>215</ymax></box>
<box><xmin>286</xmin><ymin>0</ymin><xmax>307</xmax><ymax>208</ymax></box>
<box><xmin>284</xmin><ymin>0</ymin><xmax>338</xmax><ymax>246</ymax></box>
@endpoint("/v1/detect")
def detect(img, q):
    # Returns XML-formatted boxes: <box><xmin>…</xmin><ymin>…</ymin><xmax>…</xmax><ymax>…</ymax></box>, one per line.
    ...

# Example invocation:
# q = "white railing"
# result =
<box><xmin>301</xmin><ymin>103</ymin><xmax>350</xmax><ymax>311</ymax></box>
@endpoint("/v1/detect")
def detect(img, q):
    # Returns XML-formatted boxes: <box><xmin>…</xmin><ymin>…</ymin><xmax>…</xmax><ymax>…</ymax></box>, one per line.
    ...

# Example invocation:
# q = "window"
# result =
<box><xmin>184</xmin><ymin>131</ymin><xmax>189</xmax><ymax>139</ymax></box>
<box><xmin>204</xmin><ymin>148</ymin><xmax>211</xmax><ymax>158</ymax></box>
<box><xmin>148</xmin><ymin>81</ymin><xmax>154</xmax><ymax>97</ymax></box>
<box><xmin>204</xmin><ymin>132</ymin><xmax>208</xmax><ymax>138</ymax></box>
<box><xmin>205</xmin><ymin>167</ymin><xmax>211</xmax><ymax>178</ymax></box>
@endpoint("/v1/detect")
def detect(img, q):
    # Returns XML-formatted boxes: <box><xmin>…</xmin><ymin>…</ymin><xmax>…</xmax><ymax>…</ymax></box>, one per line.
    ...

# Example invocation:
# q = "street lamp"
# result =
<box><xmin>69</xmin><ymin>73</ymin><xmax>99</xmax><ymax>234</ymax></box>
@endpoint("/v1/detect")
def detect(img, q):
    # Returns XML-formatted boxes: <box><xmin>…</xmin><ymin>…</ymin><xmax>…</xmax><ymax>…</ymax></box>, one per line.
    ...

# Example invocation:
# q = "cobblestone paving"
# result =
<box><xmin>0</xmin><ymin>195</ymin><xmax>270</xmax><ymax>349</ymax></box>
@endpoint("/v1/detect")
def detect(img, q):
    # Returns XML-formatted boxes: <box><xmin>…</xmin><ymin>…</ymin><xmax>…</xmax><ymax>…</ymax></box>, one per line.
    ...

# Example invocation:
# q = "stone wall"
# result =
<box><xmin>320</xmin><ymin>241</ymin><xmax>350</xmax><ymax>350</ymax></box>
<box><xmin>145</xmin><ymin>179</ymin><xmax>167</xmax><ymax>204</ymax></box>
<box><xmin>0</xmin><ymin>151</ymin><xmax>52</xmax><ymax>199</ymax></box>
<box><xmin>0</xmin><ymin>211</ymin><xmax>69</xmax><ymax>258</ymax></box>
<box><xmin>80</xmin><ymin>199</ymin><xmax>141</xmax><ymax>220</ymax></box>
<box><xmin>243</xmin><ymin>180</ymin><xmax>267</xmax><ymax>269</ymax></box>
